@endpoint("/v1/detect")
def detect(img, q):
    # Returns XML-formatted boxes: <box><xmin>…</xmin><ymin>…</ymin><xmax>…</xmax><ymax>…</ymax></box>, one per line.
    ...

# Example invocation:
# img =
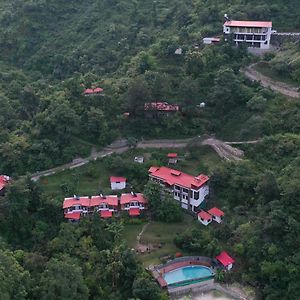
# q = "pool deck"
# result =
<box><xmin>151</xmin><ymin>256</ymin><xmax>214</xmax><ymax>289</ymax></box>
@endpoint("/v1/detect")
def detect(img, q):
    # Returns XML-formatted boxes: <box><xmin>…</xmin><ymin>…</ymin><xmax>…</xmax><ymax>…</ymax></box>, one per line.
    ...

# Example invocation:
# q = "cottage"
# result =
<box><xmin>223</xmin><ymin>19</ymin><xmax>272</xmax><ymax>49</ymax></box>
<box><xmin>84</xmin><ymin>87</ymin><xmax>104</xmax><ymax>96</ymax></box>
<box><xmin>63</xmin><ymin>196</ymin><xmax>90</xmax><ymax>215</ymax></box>
<box><xmin>144</xmin><ymin>102</ymin><xmax>180</xmax><ymax>117</ymax></box>
<box><xmin>198</xmin><ymin>210</ymin><xmax>212</xmax><ymax>226</ymax></box>
<box><xmin>216</xmin><ymin>251</ymin><xmax>235</xmax><ymax>271</ymax></box>
<box><xmin>0</xmin><ymin>175</ymin><xmax>10</xmax><ymax>196</ymax></box>
<box><xmin>110</xmin><ymin>176</ymin><xmax>126</xmax><ymax>190</ymax></box>
<box><xmin>120</xmin><ymin>192</ymin><xmax>148</xmax><ymax>216</ymax></box>
<box><xmin>134</xmin><ymin>156</ymin><xmax>144</xmax><ymax>164</ymax></box>
<box><xmin>208</xmin><ymin>207</ymin><xmax>224</xmax><ymax>223</ymax></box>
<box><xmin>167</xmin><ymin>153</ymin><xmax>178</xmax><ymax>164</ymax></box>
<box><xmin>91</xmin><ymin>195</ymin><xmax>118</xmax><ymax>215</ymax></box>
<box><xmin>203</xmin><ymin>37</ymin><xmax>221</xmax><ymax>45</ymax></box>
<box><xmin>148</xmin><ymin>166</ymin><xmax>209</xmax><ymax>212</ymax></box>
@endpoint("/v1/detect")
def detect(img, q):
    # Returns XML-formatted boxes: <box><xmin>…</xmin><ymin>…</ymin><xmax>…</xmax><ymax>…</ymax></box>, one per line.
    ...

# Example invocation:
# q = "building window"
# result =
<box><xmin>194</xmin><ymin>191</ymin><xmax>199</xmax><ymax>200</ymax></box>
<box><xmin>182</xmin><ymin>188</ymin><xmax>188</xmax><ymax>194</ymax></box>
<box><xmin>174</xmin><ymin>185</ymin><xmax>180</xmax><ymax>191</ymax></box>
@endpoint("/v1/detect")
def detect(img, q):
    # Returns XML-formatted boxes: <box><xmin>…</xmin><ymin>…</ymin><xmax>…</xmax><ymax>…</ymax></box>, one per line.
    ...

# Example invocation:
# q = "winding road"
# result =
<box><xmin>31</xmin><ymin>137</ymin><xmax>260</xmax><ymax>181</ymax></box>
<box><xmin>244</xmin><ymin>63</ymin><xmax>300</xmax><ymax>99</ymax></box>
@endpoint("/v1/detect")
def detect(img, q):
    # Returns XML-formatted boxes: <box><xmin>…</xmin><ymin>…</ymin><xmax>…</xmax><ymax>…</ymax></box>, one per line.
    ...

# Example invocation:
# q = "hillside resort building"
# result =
<box><xmin>223</xmin><ymin>20</ymin><xmax>272</xmax><ymax>49</ymax></box>
<box><xmin>148</xmin><ymin>166</ymin><xmax>209</xmax><ymax>212</ymax></box>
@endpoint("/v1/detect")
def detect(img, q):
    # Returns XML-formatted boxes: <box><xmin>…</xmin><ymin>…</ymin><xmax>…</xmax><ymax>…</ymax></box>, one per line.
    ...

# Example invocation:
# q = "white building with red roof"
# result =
<box><xmin>120</xmin><ymin>192</ymin><xmax>148</xmax><ymax>216</ymax></box>
<box><xmin>216</xmin><ymin>251</ymin><xmax>235</xmax><ymax>271</ymax></box>
<box><xmin>223</xmin><ymin>19</ymin><xmax>273</xmax><ymax>49</ymax></box>
<box><xmin>110</xmin><ymin>176</ymin><xmax>126</xmax><ymax>190</ymax></box>
<box><xmin>167</xmin><ymin>153</ymin><xmax>178</xmax><ymax>164</ymax></box>
<box><xmin>148</xmin><ymin>166</ymin><xmax>209</xmax><ymax>212</ymax></box>
<box><xmin>198</xmin><ymin>210</ymin><xmax>212</xmax><ymax>226</ymax></box>
<box><xmin>208</xmin><ymin>207</ymin><xmax>224</xmax><ymax>223</ymax></box>
<box><xmin>0</xmin><ymin>175</ymin><xmax>10</xmax><ymax>196</ymax></box>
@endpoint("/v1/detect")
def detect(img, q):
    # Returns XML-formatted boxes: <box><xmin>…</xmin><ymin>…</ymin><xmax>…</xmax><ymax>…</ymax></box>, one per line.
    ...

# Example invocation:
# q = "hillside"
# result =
<box><xmin>0</xmin><ymin>1</ymin><xmax>300</xmax><ymax>299</ymax></box>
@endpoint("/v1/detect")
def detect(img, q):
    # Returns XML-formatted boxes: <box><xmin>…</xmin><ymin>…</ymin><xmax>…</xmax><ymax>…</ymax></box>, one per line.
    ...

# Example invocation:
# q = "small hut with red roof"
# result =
<box><xmin>208</xmin><ymin>207</ymin><xmax>224</xmax><ymax>223</ymax></box>
<box><xmin>198</xmin><ymin>210</ymin><xmax>212</xmax><ymax>226</ymax></box>
<box><xmin>216</xmin><ymin>251</ymin><xmax>235</xmax><ymax>271</ymax></box>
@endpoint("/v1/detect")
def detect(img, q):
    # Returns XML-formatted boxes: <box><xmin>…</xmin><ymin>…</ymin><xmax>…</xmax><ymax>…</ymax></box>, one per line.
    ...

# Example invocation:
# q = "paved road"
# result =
<box><xmin>31</xmin><ymin>137</ymin><xmax>259</xmax><ymax>181</ymax></box>
<box><xmin>244</xmin><ymin>63</ymin><xmax>300</xmax><ymax>99</ymax></box>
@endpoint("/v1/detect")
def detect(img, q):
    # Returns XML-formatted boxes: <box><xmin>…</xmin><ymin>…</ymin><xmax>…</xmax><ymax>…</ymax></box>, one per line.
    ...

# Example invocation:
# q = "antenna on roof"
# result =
<box><xmin>131</xmin><ymin>191</ymin><xmax>137</xmax><ymax>197</ymax></box>
<box><xmin>74</xmin><ymin>195</ymin><xmax>80</xmax><ymax>200</ymax></box>
<box><xmin>224</xmin><ymin>14</ymin><xmax>230</xmax><ymax>21</ymax></box>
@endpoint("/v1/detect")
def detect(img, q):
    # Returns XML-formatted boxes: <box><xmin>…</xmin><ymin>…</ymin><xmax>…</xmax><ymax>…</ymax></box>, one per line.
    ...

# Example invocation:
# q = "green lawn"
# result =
<box><xmin>135</xmin><ymin>214</ymin><xmax>198</xmax><ymax>266</ymax></box>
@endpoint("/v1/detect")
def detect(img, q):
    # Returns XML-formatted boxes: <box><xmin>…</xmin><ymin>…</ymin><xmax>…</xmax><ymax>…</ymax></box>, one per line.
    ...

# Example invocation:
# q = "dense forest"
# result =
<box><xmin>0</xmin><ymin>0</ymin><xmax>300</xmax><ymax>299</ymax></box>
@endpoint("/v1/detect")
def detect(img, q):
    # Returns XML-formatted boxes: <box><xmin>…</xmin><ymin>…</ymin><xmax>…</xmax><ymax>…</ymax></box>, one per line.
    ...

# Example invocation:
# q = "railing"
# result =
<box><xmin>155</xmin><ymin>256</ymin><xmax>213</xmax><ymax>270</ymax></box>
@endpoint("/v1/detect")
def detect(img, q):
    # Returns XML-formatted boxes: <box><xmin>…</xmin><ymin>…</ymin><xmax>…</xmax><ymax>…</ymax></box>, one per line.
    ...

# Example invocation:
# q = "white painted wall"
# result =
<box><xmin>111</xmin><ymin>181</ymin><xmax>126</xmax><ymax>190</ymax></box>
<box><xmin>198</xmin><ymin>216</ymin><xmax>212</xmax><ymax>226</ymax></box>
<box><xmin>212</xmin><ymin>215</ymin><xmax>223</xmax><ymax>223</ymax></box>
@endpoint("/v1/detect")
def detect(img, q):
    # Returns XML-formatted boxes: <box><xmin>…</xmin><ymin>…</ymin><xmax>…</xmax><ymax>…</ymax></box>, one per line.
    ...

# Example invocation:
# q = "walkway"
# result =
<box><xmin>244</xmin><ymin>63</ymin><xmax>299</xmax><ymax>99</ymax></box>
<box><xmin>31</xmin><ymin>137</ymin><xmax>259</xmax><ymax>181</ymax></box>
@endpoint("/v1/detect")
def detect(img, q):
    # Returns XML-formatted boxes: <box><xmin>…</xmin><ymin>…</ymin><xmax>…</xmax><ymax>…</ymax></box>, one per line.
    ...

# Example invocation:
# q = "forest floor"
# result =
<box><xmin>244</xmin><ymin>63</ymin><xmax>300</xmax><ymax>98</ymax></box>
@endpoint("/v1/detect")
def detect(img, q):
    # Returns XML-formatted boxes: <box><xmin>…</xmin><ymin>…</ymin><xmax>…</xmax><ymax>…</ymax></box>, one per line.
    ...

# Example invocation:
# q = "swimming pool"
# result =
<box><xmin>163</xmin><ymin>265</ymin><xmax>213</xmax><ymax>285</ymax></box>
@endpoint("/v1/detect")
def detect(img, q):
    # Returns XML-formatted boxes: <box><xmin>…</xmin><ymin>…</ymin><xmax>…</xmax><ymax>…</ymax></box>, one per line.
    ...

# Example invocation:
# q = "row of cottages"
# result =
<box><xmin>144</xmin><ymin>102</ymin><xmax>180</xmax><ymax>117</ymax></box>
<box><xmin>148</xmin><ymin>166</ymin><xmax>209</xmax><ymax>212</ymax></box>
<box><xmin>63</xmin><ymin>192</ymin><xmax>147</xmax><ymax>221</ymax></box>
<box><xmin>84</xmin><ymin>87</ymin><xmax>104</xmax><ymax>96</ymax></box>
<box><xmin>0</xmin><ymin>175</ymin><xmax>10</xmax><ymax>196</ymax></box>
<box><xmin>197</xmin><ymin>207</ymin><xmax>224</xmax><ymax>226</ymax></box>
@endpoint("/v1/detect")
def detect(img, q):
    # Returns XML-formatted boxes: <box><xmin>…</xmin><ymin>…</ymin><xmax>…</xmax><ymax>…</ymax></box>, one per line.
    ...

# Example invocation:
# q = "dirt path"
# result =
<box><xmin>31</xmin><ymin>137</ymin><xmax>259</xmax><ymax>181</ymax></box>
<box><xmin>136</xmin><ymin>222</ymin><xmax>151</xmax><ymax>249</ymax></box>
<box><xmin>244</xmin><ymin>63</ymin><xmax>299</xmax><ymax>99</ymax></box>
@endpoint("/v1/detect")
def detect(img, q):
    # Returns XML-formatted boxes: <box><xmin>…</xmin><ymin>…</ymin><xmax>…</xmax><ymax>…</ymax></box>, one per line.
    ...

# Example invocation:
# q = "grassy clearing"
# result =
<box><xmin>254</xmin><ymin>62</ymin><xmax>299</xmax><ymax>88</ymax></box>
<box><xmin>136</xmin><ymin>214</ymin><xmax>198</xmax><ymax>266</ymax></box>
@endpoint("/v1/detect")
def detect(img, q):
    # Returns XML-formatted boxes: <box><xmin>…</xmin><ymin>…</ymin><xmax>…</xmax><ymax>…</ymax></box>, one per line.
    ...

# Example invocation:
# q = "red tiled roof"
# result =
<box><xmin>100</xmin><ymin>210</ymin><xmax>113</xmax><ymax>218</ymax></box>
<box><xmin>224</xmin><ymin>20</ymin><xmax>272</xmax><ymax>28</ymax></box>
<box><xmin>216</xmin><ymin>251</ymin><xmax>235</xmax><ymax>267</ymax></box>
<box><xmin>167</xmin><ymin>153</ymin><xmax>178</xmax><ymax>158</ymax></box>
<box><xmin>84</xmin><ymin>88</ymin><xmax>94</xmax><ymax>94</ymax></box>
<box><xmin>120</xmin><ymin>193</ymin><xmax>147</xmax><ymax>205</ymax></box>
<box><xmin>198</xmin><ymin>210</ymin><xmax>212</xmax><ymax>221</ymax></box>
<box><xmin>93</xmin><ymin>87</ymin><xmax>104</xmax><ymax>93</ymax></box>
<box><xmin>63</xmin><ymin>196</ymin><xmax>90</xmax><ymax>209</ymax></box>
<box><xmin>0</xmin><ymin>175</ymin><xmax>10</xmax><ymax>191</ymax></box>
<box><xmin>144</xmin><ymin>102</ymin><xmax>180</xmax><ymax>112</ymax></box>
<box><xmin>64</xmin><ymin>212</ymin><xmax>81</xmax><ymax>220</ymax></box>
<box><xmin>90</xmin><ymin>195</ymin><xmax>118</xmax><ymax>207</ymax></box>
<box><xmin>110</xmin><ymin>176</ymin><xmax>126</xmax><ymax>183</ymax></box>
<box><xmin>129</xmin><ymin>208</ymin><xmax>140</xmax><ymax>216</ymax></box>
<box><xmin>149</xmin><ymin>166</ymin><xmax>209</xmax><ymax>189</ymax></box>
<box><xmin>208</xmin><ymin>207</ymin><xmax>224</xmax><ymax>217</ymax></box>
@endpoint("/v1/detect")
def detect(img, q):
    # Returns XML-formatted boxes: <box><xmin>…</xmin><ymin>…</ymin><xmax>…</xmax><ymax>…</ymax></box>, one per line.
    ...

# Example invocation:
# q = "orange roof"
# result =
<box><xmin>63</xmin><ymin>195</ymin><xmax>118</xmax><ymax>208</ymax></box>
<box><xmin>216</xmin><ymin>251</ymin><xmax>235</xmax><ymax>266</ymax></box>
<box><xmin>90</xmin><ymin>195</ymin><xmax>118</xmax><ymax>207</ymax></box>
<box><xmin>110</xmin><ymin>176</ymin><xmax>126</xmax><ymax>183</ymax></box>
<box><xmin>129</xmin><ymin>208</ymin><xmax>140</xmax><ymax>216</ymax></box>
<box><xmin>167</xmin><ymin>153</ymin><xmax>178</xmax><ymax>158</ymax></box>
<box><xmin>208</xmin><ymin>207</ymin><xmax>224</xmax><ymax>217</ymax></box>
<box><xmin>120</xmin><ymin>193</ymin><xmax>147</xmax><ymax>205</ymax></box>
<box><xmin>100</xmin><ymin>210</ymin><xmax>113</xmax><ymax>218</ymax></box>
<box><xmin>64</xmin><ymin>212</ymin><xmax>81</xmax><ymax>220</ymax></box>
<box><xmin>148</xmin><ymin>166</ymin><xmax>209</xmax><ymax>189</ymax></box>
<box><xmin>198</xmin><ymin>210</ymin><xmax>212</xmax><ymax>221</ymax></box>
<box><xmin>224</xmin><ymin>20</ymin><xmax>272</xmax><ymax>28</ymax></box>
<box><xmin>63</xmin><ymin>196</ymin><xmax>90</xmax><ymax>209</ymax></box>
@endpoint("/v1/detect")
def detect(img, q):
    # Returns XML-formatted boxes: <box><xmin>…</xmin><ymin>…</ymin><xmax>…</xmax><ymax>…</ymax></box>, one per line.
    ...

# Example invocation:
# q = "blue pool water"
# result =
<box><xmin>163</xmin><ymin>266</ymin><xmax>213</xmax><ymax>285</ymax></box>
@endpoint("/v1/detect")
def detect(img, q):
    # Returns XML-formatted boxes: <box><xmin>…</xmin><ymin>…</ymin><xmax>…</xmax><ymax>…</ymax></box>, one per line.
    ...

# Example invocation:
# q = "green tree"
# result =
<box><xmin>38</xmin><ymin>255</ymin><xmax>89</xmax><ymax>300</ymax></box>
